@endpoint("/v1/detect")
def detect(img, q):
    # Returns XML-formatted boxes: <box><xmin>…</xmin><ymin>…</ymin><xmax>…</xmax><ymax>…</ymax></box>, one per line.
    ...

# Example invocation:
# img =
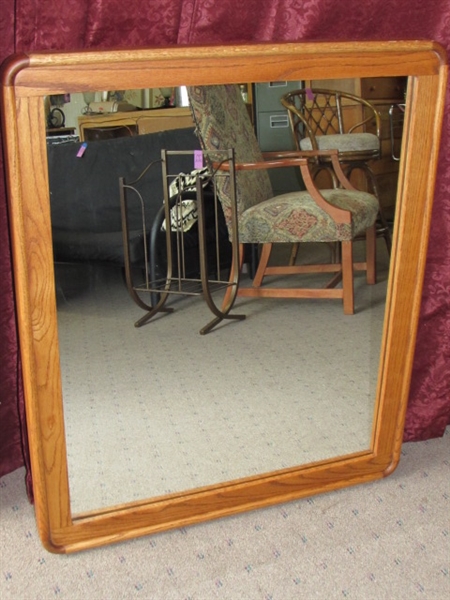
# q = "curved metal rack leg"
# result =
<box><xmin>119</xmin><ymin>174</ymin><xmax>174</xmax><ymax>327</ymax></box>
<box><xmin>196</xmin><ymin>151</ymin><xmax>245</xmax><ymax>334</ymax></box>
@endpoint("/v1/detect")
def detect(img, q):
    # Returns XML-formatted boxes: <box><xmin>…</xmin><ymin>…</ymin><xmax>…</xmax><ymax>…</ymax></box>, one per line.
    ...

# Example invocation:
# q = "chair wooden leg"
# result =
<box><xmin>289</xmin><ymin>243</ymin><xmax>299</xmax><ymax>266</ymax></box>
<box><xmin>252</xmin><ymin>243</ymin><xmax>272</xmax><ymax>288</ymax></box>
<box><xmin>366</xmin><ymin>223</ymin><xmax>377</xmax><ymax>285</ymax></box>
<box><xmin>341</xmin><ymin>241</ymin><xmax>354</xmax><ymax>315</ymax></box>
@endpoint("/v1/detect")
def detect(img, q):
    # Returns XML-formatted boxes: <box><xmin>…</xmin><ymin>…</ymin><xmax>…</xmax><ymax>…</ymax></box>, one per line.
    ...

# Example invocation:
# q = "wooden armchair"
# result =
<box><xmin>188</xmin><ymin>85</ymin><xmax>379</xmax><ymax>315</ymax></box>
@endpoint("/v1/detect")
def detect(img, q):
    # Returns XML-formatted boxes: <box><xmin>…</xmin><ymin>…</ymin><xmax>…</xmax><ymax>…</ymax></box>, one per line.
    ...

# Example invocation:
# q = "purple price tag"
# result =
<box><xmin>194</xmin><ymin>150</ymin><xmax>203</xmax><ymax>169</ymax></box>
<box><xmin>305</xmin><ymin>88</ymin><xmax>315</xmax><ymax>101</ymax></box>
<box><xmin>77</xmin><ymin>142</ymin><xmax>87</xmax><ymax>158</ymax></box>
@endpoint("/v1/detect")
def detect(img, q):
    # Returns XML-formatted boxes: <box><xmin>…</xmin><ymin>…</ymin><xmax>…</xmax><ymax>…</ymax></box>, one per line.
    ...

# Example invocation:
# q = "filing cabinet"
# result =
<box><xmin>253</xmin><ymin>81</ymin><xmax>304</xmax><ymax>195</ymax></box>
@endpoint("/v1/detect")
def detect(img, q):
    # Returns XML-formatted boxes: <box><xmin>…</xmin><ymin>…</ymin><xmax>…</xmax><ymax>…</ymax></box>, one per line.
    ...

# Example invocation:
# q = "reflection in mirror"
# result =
<box><xmin>46</xmin><ymin>77</ymin><xmax>400</xmax><ymax>515</ymax></box>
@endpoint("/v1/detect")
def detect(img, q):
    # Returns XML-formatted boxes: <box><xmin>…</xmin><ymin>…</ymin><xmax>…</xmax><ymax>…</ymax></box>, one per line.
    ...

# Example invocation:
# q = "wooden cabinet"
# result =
<box><xmin>360</xmin><ymin>77</ymin><xmax>407</xmax><ymax>219</ymax></box>
<box><xmin>78</xmin><ymin>107</ymin><xmax>194</xmax><ymax>141</ymax></box>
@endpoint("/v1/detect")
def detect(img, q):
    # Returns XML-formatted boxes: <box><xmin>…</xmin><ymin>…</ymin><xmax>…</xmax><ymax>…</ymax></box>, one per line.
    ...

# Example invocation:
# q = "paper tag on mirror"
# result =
<box><xmin>194</xmin><ymin>150</ymin><xmax>203</xmax><ymax>169</ymax></box>
<box><xmin>77</xmin><ymin>142</ymin><xmax>87</xmax><ymax>158</ymax></box>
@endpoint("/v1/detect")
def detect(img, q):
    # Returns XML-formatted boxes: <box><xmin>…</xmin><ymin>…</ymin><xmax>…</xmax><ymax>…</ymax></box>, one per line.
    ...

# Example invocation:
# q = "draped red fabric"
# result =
<box><xmin>0</xmin><ymin>0</ymin><xmax>30</xmax><ymax>484</ymax></box>
<box><xmin>1</xmin><ymin>0</ymin><xmax>449</xmax><ymax>484</ymax></box>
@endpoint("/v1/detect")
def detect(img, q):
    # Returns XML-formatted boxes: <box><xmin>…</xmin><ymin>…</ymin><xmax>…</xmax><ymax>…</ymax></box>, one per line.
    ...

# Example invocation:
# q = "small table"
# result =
<box><xmin>78</xmin><ymin>108</ymin><xmax>193</xmax><ymax>141</ymax></box>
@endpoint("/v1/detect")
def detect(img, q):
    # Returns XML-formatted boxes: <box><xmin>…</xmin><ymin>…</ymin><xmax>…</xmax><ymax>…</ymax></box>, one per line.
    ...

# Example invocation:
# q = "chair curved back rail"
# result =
<box><xmin>280</xmin><ymin>88</ymin><xmax>382</xmax><ymax>163</ymax></box>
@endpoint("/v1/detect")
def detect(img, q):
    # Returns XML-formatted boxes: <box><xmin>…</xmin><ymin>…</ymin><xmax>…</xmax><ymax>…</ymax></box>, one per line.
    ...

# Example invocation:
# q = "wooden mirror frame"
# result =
<box><xmin>1</xmin><ymin>41</ymin><xmax>447</xmax><ymax>553</ymax></box>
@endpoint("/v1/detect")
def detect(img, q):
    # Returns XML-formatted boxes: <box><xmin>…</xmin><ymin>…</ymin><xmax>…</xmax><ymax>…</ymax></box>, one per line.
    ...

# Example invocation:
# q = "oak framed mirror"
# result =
<box><xmin>1</xmin><ymin>41</ymin><xmax>447</xmax><ymax>553</ymax></box>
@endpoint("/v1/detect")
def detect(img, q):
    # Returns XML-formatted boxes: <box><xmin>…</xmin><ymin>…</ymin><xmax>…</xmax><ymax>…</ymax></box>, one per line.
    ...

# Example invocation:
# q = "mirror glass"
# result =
<box><xmin>47</xmin><ymin>77</ymin><xmax>400</xmax><ymax>515</ymax></box>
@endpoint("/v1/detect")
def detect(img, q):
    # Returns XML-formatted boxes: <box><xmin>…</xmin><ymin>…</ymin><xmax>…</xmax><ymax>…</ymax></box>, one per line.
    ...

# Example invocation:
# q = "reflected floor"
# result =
<box><xmin>56</xmin><ymin>241</ymin><xmax>388</xmax><ymax>515</ymax></box>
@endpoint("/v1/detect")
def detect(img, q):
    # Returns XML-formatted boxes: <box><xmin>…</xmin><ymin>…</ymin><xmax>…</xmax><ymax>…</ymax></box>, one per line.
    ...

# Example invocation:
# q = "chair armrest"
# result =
<box><xmin>262</xmin><ymin>148</ymin><xmax>351</xmax><ymax>163</ymax></box>
<box><xmin>263</xmin><ymin>150</ymin><xmax>357</xmax><ymax>192</ymax></box>
<box><xmin>213</xmin><ymin>150</ymin><xmax>353</xmax><ymax>224</ymax></box>
<box><xmin>212</xmin><ymin>156</ymin><xmax>308</xmax><ymax>171</ymax></box>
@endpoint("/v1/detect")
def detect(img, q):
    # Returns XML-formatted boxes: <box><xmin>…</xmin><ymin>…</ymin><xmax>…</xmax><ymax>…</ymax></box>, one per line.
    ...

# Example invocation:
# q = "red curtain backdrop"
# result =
<box><xmin>1</xmin><ymin>0</ymin><xmax>449</xmax><ymax>481</ymax></box>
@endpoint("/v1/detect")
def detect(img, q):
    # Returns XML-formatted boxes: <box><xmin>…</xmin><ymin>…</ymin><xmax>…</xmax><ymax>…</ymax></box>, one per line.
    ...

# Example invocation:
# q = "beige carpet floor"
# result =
<box><xmin>1</xmin><ymin>427</ymin><xmax>448</xmax><ymax>599</ymax></box>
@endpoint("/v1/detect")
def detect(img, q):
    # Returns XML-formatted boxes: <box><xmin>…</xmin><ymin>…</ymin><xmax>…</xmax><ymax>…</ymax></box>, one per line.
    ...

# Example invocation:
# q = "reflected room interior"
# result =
<box><xmin>46</xmin><ymin>77</ymin><xmax>404</xmax><ymax>515</ymax></box>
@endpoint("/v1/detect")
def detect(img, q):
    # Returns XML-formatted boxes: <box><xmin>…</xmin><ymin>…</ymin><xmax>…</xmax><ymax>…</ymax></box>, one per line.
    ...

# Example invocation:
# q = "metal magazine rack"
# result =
<box><xmin>119</xmin><ymin>149</ymin><xmax>245</xmax><ymax>334</ymax></box>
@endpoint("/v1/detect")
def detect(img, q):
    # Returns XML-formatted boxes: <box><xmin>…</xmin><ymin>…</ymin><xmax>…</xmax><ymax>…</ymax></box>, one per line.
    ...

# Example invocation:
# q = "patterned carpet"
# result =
<box><xmin>1</xmin><ymin>429</ymin><xmax>448</xmax><ymax>599</ymax></box>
